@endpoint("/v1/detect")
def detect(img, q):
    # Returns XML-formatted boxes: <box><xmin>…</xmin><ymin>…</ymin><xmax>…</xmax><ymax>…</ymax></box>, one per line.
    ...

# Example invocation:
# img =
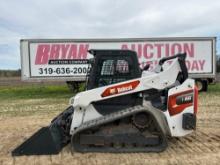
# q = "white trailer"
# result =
<box><xmin>20</xmin><ymin>37</ymin><xmax>216</xmax><ymax>91</ymax></box>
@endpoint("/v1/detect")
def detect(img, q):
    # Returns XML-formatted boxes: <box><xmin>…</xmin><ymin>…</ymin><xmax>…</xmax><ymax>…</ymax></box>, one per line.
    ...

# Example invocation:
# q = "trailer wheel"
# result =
<box><xmin>195</xmin><ymin>79</ymin><xmax>208</xmax><ymax>92</ymax></box>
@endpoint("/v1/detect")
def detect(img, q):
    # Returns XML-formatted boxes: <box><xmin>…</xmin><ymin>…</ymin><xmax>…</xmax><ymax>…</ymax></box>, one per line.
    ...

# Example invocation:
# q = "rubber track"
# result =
<box><xmin>71</xmin><ymin>105</ymin><xmax>167</xmax><ymax>152</ymax></box>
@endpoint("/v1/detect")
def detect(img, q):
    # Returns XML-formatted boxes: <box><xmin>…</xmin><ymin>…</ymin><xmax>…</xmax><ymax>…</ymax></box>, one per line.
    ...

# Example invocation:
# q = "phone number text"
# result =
<box><xmin>38</xmin><ymin>67</ymin><xmax>90</xmax><ymax>75</ymax></box>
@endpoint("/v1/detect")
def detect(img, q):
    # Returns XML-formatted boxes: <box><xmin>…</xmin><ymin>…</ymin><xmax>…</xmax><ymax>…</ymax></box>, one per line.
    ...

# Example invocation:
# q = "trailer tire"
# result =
<box><xmin>195</xmin><ymin>79</ymin><xmax>208</xmax><ymax>92</ymax></box>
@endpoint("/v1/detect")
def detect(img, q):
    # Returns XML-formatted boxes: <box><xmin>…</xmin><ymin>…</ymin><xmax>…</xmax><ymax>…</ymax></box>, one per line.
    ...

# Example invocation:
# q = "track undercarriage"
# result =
<box><xmin>72</xmin><ymin>106</ymin><xmax>167</xmax><ymax>152</ymax></box>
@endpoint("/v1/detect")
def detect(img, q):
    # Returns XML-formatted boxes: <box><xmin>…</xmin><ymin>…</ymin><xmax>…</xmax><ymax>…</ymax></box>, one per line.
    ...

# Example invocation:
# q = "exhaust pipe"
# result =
<box><xmin>12</xmin><ymin>106</ymin><xmax>74</xmax><ymax>156</ymax></box>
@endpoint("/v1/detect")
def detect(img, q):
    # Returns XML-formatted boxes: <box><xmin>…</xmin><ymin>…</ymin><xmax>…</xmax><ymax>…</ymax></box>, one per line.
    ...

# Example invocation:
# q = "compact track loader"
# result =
<box><xmin>12</xmin><ymin>50</ymin><xmax>198</xmax><ymax>156</ymax></box>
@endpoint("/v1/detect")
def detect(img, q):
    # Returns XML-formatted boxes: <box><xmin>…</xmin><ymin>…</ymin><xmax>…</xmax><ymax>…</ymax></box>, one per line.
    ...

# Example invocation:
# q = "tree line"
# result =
<box><xmin>217</xmin><ymin>55</ymin><xmax>220</xmax><ymax>73</ymax></box>
<box><xmin>0</xmin><ymin>69</ymin><xmax>21</xmax><ymax>77</ymax></box>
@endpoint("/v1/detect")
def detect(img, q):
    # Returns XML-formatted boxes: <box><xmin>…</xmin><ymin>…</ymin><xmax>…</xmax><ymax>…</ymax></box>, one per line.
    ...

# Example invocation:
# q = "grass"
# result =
<box><xmin>0</xmin><ymin>82</ymin><xmax>219</xmax><ymax>117</ymax></box>
<box><xmin>0</xmin><ymin>84</ymin><xmax>73</xmax><ymax>100</ymax></box>
<box><xmin>0</xmin><ymin>82</ymin><xmax>219</xmax><ymax>100</ymax></box>
<box><xmin>208</xmin><ymin>83</ymin><xmax>220</xmax><ymax>93</ymax></box>
<box><xmin>0</xmin><ymin>82</ymin><xmax>220</xmax><ymax>99</ymax></box>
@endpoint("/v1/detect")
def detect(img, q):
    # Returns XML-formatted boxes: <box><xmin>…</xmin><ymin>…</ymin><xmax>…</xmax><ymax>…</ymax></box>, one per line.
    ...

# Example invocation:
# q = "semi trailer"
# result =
<box><xmin>20</xmin><ymin>37</ymin><xmax>216</xmax><ymax>91</ymax></box>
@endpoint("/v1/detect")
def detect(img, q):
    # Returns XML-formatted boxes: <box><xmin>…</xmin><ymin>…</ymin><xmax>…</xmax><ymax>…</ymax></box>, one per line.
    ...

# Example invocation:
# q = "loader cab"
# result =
<box><xmin>86</xmin><ymin>49</ymin><xmax>142</xmax><ymax>115</ymax></box>
<box><xmin>87</xmin><ymin>49</ymin><xmax>142</xmax><ymax>90</ymax></box>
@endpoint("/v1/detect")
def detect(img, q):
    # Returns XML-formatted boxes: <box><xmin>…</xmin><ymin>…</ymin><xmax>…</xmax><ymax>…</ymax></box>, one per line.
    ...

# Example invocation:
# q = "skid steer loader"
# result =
<box><xmin>12</xmin><ymin>49</ymin><xmax>198</xmax><ymax>156</ymax></box>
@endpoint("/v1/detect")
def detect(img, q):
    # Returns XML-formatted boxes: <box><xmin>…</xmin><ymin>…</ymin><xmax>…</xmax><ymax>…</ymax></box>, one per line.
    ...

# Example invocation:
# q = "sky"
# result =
<box><xmin>0</xmin><ymin>0</ymin><xmax>220</xmax><ymax>69</ymax></box>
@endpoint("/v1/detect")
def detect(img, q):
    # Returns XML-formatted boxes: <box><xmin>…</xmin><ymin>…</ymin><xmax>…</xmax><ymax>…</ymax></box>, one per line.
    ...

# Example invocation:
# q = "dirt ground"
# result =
<box><xmin>0</xmin><ymin>94</ymin><xmax>219</xmax><ymax>165</ymax></box>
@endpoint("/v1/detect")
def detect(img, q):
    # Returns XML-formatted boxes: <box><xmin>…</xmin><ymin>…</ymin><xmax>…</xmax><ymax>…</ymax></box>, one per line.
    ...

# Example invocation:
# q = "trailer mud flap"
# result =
<box><xmin>12</xmin><ymin>106</ymin><xmax>74</xmax><ymax>156</ymax></box>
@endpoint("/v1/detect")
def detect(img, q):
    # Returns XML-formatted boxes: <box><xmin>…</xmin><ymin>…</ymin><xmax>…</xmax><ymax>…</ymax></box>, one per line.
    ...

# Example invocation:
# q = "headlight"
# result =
<box><xmin>69</xmin><ymin>96</ymin><xmax>75</xmax><ymax>105</ymax></box>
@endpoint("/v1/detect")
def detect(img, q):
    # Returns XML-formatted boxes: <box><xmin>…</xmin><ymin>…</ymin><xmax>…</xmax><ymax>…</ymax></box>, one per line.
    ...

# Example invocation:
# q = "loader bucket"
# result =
<box><xmin>12</xmin><ymin>106</ymin><xmax>74</xmax><ymax>156</ymax></box>
<box><xmin>12</xmin><ymin>126</ymin><xmax>63</xmax><ymax>156</ymax></box>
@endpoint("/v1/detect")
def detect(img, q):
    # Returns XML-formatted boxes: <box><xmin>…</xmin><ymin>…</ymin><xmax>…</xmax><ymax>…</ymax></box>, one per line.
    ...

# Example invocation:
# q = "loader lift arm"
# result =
<box><xmin>158</xmin><ymin>53</ymin><xmax>188</xmax><ymax>83</ymax></box>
